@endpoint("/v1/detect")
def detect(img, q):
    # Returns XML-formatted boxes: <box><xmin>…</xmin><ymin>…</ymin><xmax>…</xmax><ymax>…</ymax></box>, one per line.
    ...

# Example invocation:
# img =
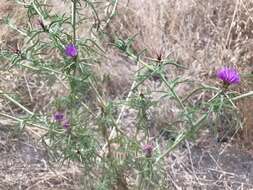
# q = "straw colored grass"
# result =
<box><xmin>1</xmin><ymin>0</ymin><xmax>253</xmax><ymax>189</ymax></box>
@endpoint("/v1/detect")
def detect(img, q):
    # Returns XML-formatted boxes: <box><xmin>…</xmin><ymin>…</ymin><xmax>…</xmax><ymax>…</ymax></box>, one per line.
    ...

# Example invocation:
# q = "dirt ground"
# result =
<box><xmin>1</xmin><ymin>0</ymin><xmax>253</xmax><ymax>189</ymax></box>
<box><xmin>0</xmin><ymin>122</ymin><xmax>82</xmax><ymax>190</ymax></box>
<box><xmin>166</xmin><ymin>135</ymin><xmax>253</xmax><ymax>189</ymax></box>
<box><xmin>1</xmin><ymin>122</ymin><xmax>253</xmax><ymax>190</ymax></box>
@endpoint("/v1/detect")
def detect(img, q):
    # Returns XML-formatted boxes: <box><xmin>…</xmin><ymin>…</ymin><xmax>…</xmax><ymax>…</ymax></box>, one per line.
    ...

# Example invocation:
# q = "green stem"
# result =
<box><xmin>101</xmin><ymin>57</ymin><xmax>141</xmax><ymax>152</ymax></box>
<box><xmin>155</xmin><ymin>132</ymin><xmax>185</xmax><ymax>164</ymax></box>
<box><xmin>208</xmin><ymin>90</ymin><xmax>223</xmax><ymax>103</ymax></box>
<box><xmin>0</xmin><ymin>112</ymin><xmax>61</xmax><ymax>134</ymax></box>
<box><xmin>71</xmin><ymin>0</ymin><xmax>78</xmax><ymax>78</ymax></box>
<box><xmin>232</xmin><ymin>91</ymin><xmax>253</xmax><ymax>101</ymax></box>
<box><xmin>155</xmin><ymin>90</ymin><xmax>253</xmax><ymax>163</ymax></box>
<box><xmin>128</xmin><ymin>52</ymin><xmax>186</xmax><ymax>110</ymax></box>
<box><xmin>72</xmin><ymin>0</ymin><xmax>77</xmax><ymax>44</ymax></box>
<box><xmin>183</xmin><ymin>87</ymin><xmax>205</xmax><ymax>102</ymax></box>
<box><xmin>182</xmin><ymin>85</ymin><xmax>220</xmax><ymax>103</ymax></box>
<box><xmin>224</xmin><ymin>92</ymin><xmax>237</xmax><ymax>109</ymax></box>
<box><xmin>155</xmin><ymin>112</ymin><xmax>208</xmax><ymax>164</ymax></box>
<box><xmin>32</xmin><ymin>0</ymin><xmax>45</xmax><ymax>20</ymax></box>
<box><xmin>159</xmin><ymin>74</ymin><xmax>185</xmax><ymax>110</ymax></box>
<box><xmin>101</xmin><ymin>0</ymin><xmax>119</xmax><ymax>30</ymax></box>
<box><xmin>0</xmin><ymin>90</ymin><xmax>34</xmax><ymax>115</ymax></box>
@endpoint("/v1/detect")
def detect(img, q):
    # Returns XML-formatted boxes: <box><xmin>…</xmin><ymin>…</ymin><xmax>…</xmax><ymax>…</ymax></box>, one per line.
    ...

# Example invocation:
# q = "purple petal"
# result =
<box><xmin>62</xmin><ymin>120</ymin><xmax>70</xmax><ymax>129</ymax></box>
<box><xmin>65</xmin><ymin>44</ymin><xmax>78</xmax><ymax>57</ymax></box>
<box><xmin>217</xmin><ymin>67</ymin><xmax>240</xmax><ymax>85</ymax></box>
<box><xmin>142</xmin><ymin>144</ymin><xmax>153</xmax><ymax>157</ymax></box>
<box><xmin>53</xmin><ymin>112</ymin><xmax>64</xmax><ymax>122</ymax></box>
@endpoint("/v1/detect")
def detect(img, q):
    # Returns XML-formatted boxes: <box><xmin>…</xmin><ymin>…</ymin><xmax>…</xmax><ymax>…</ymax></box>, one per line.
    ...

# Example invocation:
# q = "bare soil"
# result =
<box><xmin>1</xmin><ymin>0</ymin><xmax>253</xmax><ymax>189</ymax></box>
<box><xmin>0</xmin><ymin>123</ymin><xmax>81</xmax><ymax>190</ymax></box>
<box><xmin>167</xmin><ymin>134</ymin><xmax>253</xmax><ymax>189</ymax></box>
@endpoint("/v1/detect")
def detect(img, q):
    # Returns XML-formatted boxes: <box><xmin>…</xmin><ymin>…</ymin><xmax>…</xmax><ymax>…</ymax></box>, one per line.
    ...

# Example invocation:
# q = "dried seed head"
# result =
<box><xmin>53</xmin><ymin>111</ymin><xmax>64</xmax><ymax>122</ymax></box>
<box><xmin>142</xmin><ymin>144</ymin><xmax>153</xmax><ymax>157</ymax></box>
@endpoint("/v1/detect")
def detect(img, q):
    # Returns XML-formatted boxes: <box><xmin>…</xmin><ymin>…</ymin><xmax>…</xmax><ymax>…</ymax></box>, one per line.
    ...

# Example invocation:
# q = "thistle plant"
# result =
<box><xmin>1</xmin><ymin>0</ymin><xmax>253</xmax><ymax>189</ymax></box>
<box><xmin>217</xmin><ymin>67</ymin><xmax>240</xmax><ymax>89</ymax></box>
<box><xmin>65</xmin><ymin>43</ymin><xmax>78</xmax><ymax>58</ymax></box>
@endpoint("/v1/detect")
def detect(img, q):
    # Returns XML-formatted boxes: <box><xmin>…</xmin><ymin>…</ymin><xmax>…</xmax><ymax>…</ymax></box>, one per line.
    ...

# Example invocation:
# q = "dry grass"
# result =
<box><xmin>105</xmin><ymin>0</ymin><xmax>253</xmax><ymax>138</ymax></box>
<box><xmin>0</xmin><ymin>1</ymin><xmax>82</xmax><ymax>189</ymax></box>
<box><xmin>1</xmin><ymin>0</ymin><xmax>253</xmax><ymax>189</ymax></box>
<box><xmin>0</xmin><ymin>120</ymin><xmax>83</xmax><ymax>190</ymax></box>
<box><xmin>104</xmin><ymin>1</ymin><xmax>253</xmax><ymax>188</ymax></box>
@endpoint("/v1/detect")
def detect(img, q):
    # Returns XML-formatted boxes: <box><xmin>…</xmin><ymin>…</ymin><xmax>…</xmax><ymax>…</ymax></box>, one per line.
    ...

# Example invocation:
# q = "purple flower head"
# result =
<box><xmin>53</xmin><ymin>112</ymin><xmax>64</xmax><ymax>122</ymax></box>
<box><xmin>142</xmin><ymin>144</ymin><xmax>153</xmax><ymax>157</ymax></box>
<box><xmin>36</xmin><ymin>19</ymin><xmax>46</xmax><ymax>31</ymax></box>
<box><xmin>62</xmin><ymin>120</ymin><xmax>70</xmax><ymax>129</ymax></box>
<box><xmin>65</xmin><ymin>43</ymin><xmax>78</xmax><ymax>57</ymax></box>
<box><xmin>217</xmin><ymin>67</ymin><xmax>240</xmax><ymax>86</ymax></box>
